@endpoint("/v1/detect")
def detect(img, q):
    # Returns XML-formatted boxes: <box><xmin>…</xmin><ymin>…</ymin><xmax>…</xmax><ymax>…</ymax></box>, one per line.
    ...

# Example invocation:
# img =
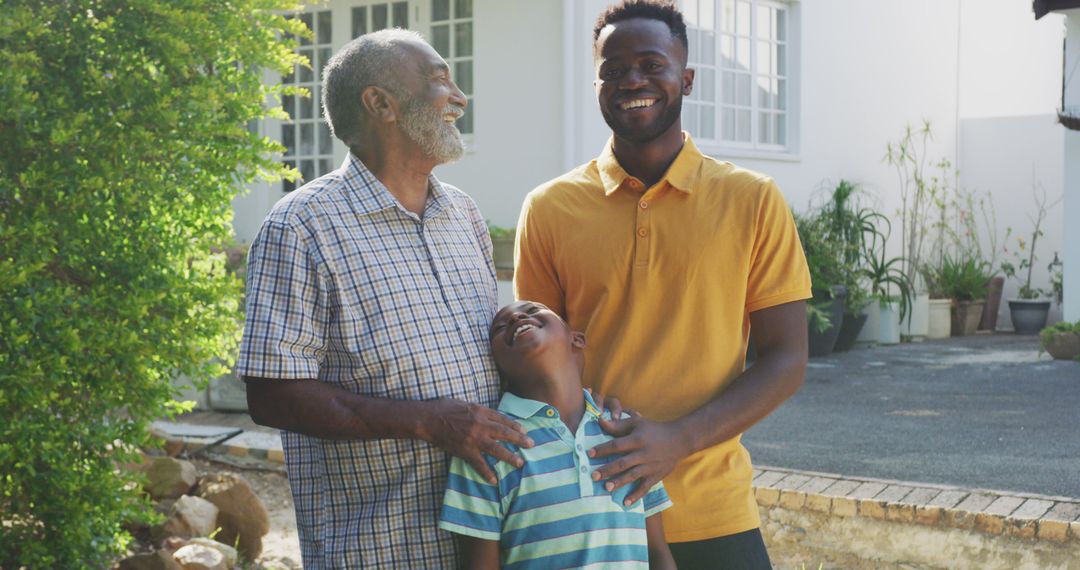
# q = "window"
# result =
<box><xmin>281</xmin><ymin>10</ymin><xmax>335</xmax><ymax>192</ymax></box>
<box><xmin>430</xmin><ymin>0</ymin><xmax>475</xmax><ymax>134</ymax></box>
<box><xmin>683</xmin><ymin>0</ymin><xmax>793</xmax><ymax>152</ymax></box>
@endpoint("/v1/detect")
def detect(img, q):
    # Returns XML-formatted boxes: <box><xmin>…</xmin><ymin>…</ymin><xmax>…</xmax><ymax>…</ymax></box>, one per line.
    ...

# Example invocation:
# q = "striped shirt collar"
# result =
<box><xmin>342</xmin><ymin>153</ymin><xmax>450</xmax><ymax>220</ymax></box>
<box><xmin>498</xmin><ymin>389</ymin><xmax>604</xmax><ymax>420</ymax></box>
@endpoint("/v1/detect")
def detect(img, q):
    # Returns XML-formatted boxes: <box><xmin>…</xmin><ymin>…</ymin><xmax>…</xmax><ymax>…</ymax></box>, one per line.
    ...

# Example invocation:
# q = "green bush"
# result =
<box><xmin>922</xmin><ymin>254</ymin><xmax>992</xmax><ymax>301</ymax></box>
<box><xmin>0</xmin><ymin>2</ymin><xmax>300</xmax><ymax>567</ymax></box>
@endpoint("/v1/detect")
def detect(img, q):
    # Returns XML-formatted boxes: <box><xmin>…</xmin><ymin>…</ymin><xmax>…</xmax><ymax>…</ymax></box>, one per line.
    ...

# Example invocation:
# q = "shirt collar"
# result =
<box><xmin>341</xmin><ymin>153</ymin><xmax>449</xmax><ymax>219</ymax></box>
<box><xmin>595</xmin><ymin>131</ymin><xmax>705</xmax><ymax>196</ymax></box>
<box><xmin>497</xmin><ymin>388</ymin><xmax>602</xmax><ymax>420</ymax></box>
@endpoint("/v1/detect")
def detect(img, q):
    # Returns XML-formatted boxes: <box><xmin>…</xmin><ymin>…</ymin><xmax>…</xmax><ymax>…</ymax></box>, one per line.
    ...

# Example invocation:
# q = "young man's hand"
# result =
<box><xmin>421</xmin><ymin>398</ymin><xmax>534</xmax><ymax>484</ymax></box>
<box><xmin>588</xmin><ymin>413</ymin><xmax>691</xmax><ymax>505</ymax></box>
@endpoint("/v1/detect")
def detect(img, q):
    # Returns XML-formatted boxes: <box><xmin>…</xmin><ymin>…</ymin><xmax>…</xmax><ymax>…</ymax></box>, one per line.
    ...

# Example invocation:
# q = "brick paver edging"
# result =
<box><xmin>753</xmin><ymin>465</ymin><xmax>1080</xmax><ymax>544</ymax></box>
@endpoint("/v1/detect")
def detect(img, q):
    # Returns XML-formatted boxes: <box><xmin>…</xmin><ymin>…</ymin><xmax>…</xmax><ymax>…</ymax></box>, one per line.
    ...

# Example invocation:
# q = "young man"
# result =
<box><xmin>237</xmin><ymin>30</ymin><xmax>532</xmax><ymax>568</ymax></box>
<box><xmin>514</xmin><ymin>2</ymin><xmax>812</xmax><ymax>568</ymax></box>
<box><xmin>440</xmin><ymin>301</ymin><xmax>676</xmax><ymax>569</ymax></box>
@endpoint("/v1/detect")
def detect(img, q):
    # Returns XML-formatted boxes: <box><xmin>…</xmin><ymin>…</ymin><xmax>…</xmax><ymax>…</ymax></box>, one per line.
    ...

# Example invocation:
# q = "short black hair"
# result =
<box><xmin>592</xmin><ymin>0</ymin><xmax>689</xmax><ymax>52</ymax></box>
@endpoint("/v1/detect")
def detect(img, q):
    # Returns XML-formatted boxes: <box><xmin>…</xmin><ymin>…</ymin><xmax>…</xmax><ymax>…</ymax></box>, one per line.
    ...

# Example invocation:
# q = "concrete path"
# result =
<box><xmin>743</xmin><ymin>334</ymin><xmax>1080</xmax><ymax>499</ymax></box>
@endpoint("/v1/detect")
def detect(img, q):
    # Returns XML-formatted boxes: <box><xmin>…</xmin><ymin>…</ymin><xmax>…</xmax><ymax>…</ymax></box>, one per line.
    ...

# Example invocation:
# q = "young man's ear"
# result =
<box><xmin>360</xmin><ymin>85</ymin><xmax>398</xmax><ymax>124</ymax></box>
<box><xmin>682</xmin><ymin>67</ymin><xmax>696</xmax><ymax>97</ymax></box>
<box><xmin>571</xmin><ymin>331</ymin><xmax>586</xmax><ymax>349</ymax></box>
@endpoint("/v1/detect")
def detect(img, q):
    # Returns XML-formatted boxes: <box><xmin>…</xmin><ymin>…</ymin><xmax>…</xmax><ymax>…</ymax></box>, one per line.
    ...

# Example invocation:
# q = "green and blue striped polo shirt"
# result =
<box><xmin>439</xmin><ymin>390</ymin><xmax>672</xmax><ymax>569</ymax></box>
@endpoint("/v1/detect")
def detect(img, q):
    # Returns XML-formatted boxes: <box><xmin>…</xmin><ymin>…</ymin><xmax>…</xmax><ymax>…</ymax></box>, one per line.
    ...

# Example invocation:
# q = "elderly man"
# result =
<box><xmin>236</xmin><ymin>30</ymin><xmax>530</xmax><ymax>568</ymax></box>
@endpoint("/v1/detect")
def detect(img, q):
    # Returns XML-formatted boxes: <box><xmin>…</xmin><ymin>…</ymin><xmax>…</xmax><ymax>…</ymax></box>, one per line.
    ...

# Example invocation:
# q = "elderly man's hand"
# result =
<box><xmin>588</xmin><ymin>413</ymin><xmax>691</xmax><ymax>506</ymax></box>
<box><xmin>422</xmin><ymin>398</ymin><xmax>534</xmax><ymax>484</ymax></box>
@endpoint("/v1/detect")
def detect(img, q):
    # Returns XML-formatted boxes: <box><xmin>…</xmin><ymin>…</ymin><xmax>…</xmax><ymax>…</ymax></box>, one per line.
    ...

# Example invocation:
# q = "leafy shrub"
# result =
<box><xmin>922</xmin><ymin>254</ymin><xmax>992</xmax><ymax>302</ymax></box>
<box><xmin>0</xmin><ymin>2</ymin><xmax>300</xmax><ymax>567</ymax></box>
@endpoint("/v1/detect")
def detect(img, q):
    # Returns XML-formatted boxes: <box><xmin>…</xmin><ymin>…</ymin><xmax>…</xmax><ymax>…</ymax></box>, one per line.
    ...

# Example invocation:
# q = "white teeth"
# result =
<box><xmin>512</xmin><ymin>324</ymin><xmax>536</xmax><ymax>342</ymax></box>
<box><xmin>621</xmin><ymin>98</ymin><xmax>656</xmax><ymax>110</ymax></box>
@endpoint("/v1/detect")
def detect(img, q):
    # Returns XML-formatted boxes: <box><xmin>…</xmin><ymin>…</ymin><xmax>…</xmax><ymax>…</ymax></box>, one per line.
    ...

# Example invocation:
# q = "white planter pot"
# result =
<box><xmin>879</xmin><ymin>301</ymin><xmax>902</xmax><ymax>345</ymax></box>
<box><xmin>856</xmin><ymin>302</ymin><xmax>881</xmax><ymax>345</ymax></box>
<box><xmin>927</xmin><ymin>298</ymin><xmax>952</xmax><ymax>339</ymax></box>
<box><xmin>901</xmin><ymin>293</ymin><xmax>930</xmax><ymax>340</ymax></box>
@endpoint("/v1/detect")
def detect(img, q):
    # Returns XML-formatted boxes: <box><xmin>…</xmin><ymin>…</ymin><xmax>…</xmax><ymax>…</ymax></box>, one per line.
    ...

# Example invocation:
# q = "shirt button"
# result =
<box><xmin>637</xmin><ymin>227</ymin><xmax>648</xmax><ymax>238</ymax></box>
<box><xmin>576</xmin><ymin>444</ymin><xmax>584</xmax><ymax>452</ymax></box>
<box><xmin>628</xmin><ymin>179</ymin><xmax>642</xmax><ymax>189</ymax></box>
<box><xmin>580</xmin><ymin>465</ymin><xmax>588</xmax><ymax>473</ymax></box>
<box><xmin>639</xmin><ymin>200</ymin><xmax>649</xmax><ymax>209</ymax></box>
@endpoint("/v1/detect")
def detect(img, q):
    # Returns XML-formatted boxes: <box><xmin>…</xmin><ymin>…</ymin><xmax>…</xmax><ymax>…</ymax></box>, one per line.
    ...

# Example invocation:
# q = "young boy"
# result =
<box><xmin>439</xmin><ymin>301</ymin><xmax>676</xmax><ymax>569</ymax></box>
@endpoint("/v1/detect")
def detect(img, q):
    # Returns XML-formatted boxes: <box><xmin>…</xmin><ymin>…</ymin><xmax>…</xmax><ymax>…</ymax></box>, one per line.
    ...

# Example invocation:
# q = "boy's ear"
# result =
<box><xmin>571</xmin><ymin>331</ymin><xmax>586</xmax><ymax>349</ymax></box>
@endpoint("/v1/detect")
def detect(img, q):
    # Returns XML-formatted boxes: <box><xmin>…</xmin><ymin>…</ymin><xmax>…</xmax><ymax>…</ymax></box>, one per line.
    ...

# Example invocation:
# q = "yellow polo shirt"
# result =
<box><xmin>513</xmin><ymin>134</ymin><xmax>812</xmax><ymax>542</ymax></box>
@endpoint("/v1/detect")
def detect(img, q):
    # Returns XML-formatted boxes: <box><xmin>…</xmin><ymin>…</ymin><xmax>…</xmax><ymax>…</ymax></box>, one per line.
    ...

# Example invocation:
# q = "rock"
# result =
<box><xmin>117</xmin><ymin>550</ymin><xmax>182</xmax><ymax>570</ymax></box>
<box><xmin>188</xmin><ymin>538</ymin><xmax>238</xmax><ymax>567</ymax></box>
<box><xmin>196</xmin><ymin>472</ymin><xmax>270</xmax><ymax>558</ymax></box>
<box><xmin>144</xmin><ymin>457</ymin><xmax>197</xmax><ymax>500</ymax></box>
<box><xmin>172</xmin><ymin>544</ymin><xmax>227</xmax><ymax>570</ymax></box>
<box><xmin>162</xmin><ymin>536</ymin><xmax>189</xmax><ymax>554</ymax></box>
<box><xmin>160</xmin><ymin>495</ymin><xmax>219</xmax><ymax>539</ymax></box>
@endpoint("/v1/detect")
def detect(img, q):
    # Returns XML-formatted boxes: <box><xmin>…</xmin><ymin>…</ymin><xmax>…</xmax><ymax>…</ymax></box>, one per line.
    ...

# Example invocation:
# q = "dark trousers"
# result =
<box><xmin>669</xmin><ymin>528</ymin><xmax>773</xmax><ymax>570</ymax></box>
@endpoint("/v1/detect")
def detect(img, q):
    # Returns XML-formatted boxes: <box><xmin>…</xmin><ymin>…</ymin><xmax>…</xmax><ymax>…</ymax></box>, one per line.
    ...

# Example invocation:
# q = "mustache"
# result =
<box><xmin>442</xmin><ymin>104</ymin><xmax>465</xmax><ymax>120</ymax></box>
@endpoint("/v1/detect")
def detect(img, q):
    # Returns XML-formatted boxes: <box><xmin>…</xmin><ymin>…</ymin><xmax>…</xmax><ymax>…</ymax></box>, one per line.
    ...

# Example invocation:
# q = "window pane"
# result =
<box><xmin>353</xmin><ymin>7</ymin><xmax>367</xmax><ymax>37</ymax></box>
<box><xmin>736</xmin><ymin>73</ymin><xmax>750</xmax><ymax>106</ymax></box>
<box><xmin>701</xmin><ymin>105</ymin><xmax>715</xmax><ymax>139</ymax></box>
<box><xmin>736</xmin><ymin>1</ymin><xmax>751</xmax><ymax>34</ymax></box>
<box><xmin>282</xmin><ymin>125</ymin><xmax>295</xmax><ymax>156</ymax></box>
<box><xmin>778</xmin><ymin>78</ymin><xmax>787</xmax><ymax>110</ymax></box>
<box><xmin>455</xmin><ymin>22</ymin><xmax>473</xmax><ymax>57</ymax></box>
<box><xmin>392</xmin><ymin>2</ymin><xmax>408</xmax><ymax>28</ymax></box>
<box><xmin>687</xmin><ymin>29</ymin><xmax>699</xmax><ymax>64</ymax></box>
<box><xmin>282</xmin><ymin>94</ymin><xmax>295</xmax><ymax>119</ymax></box>
<box><xmin>777</xmin><ymin>113</ymin><xmax>786</xmax><ymax>145</ymax></box>
<box><xmin>283</xmin><ymin>161</ymin><xmax>296</xmax><ymax>192</ymax></box>
<box><xmin>756</xmin><ymin>76</ymin><xmax>772</xmax><ymax>109</ymax></box>
<box><xmin>319</xmin><ymin>122</ymin><xmax>333</xmax><ymax>154</ymax></box>
<box><xmin>721</xmin><ymin>71</ymin><xmax>735</xmax><ymax>104</ymax></box>
<box><xmin>720</xmin><ymin>35</ymin><xmax>734</xmax><ymax>66</ymax></box>
<box><xmin>702</xmin><ymin>30</ymin><xmax>716</xmax><ymax>66</ymax></box>
<box><xmin>300</xmin><ymin>12</ymin><xmax>313</xmax><ymax>45</ymax></box>
<box><xmin>722</xmin><ymin>107</ymin><xmax>735</xmax><ymax>140</ymax></box>
<box><xmin>685</xmin><ymin>103</ymin><xmax>699</xmax><ymax>137</ymax></box>
<box><xmin>433</xmin><ymin>0</ymin><xmax>450</xmax><ymax>21</ymax></box>
<box><xmin>778</xmin><ymin>43</ymin><xmax>786</xmax><ymax>76</ymax></box>
<box><xmin>300</xmin><ymin>123</ymin><xmax>314</xmax><ymax>155</ymax></box>
<box><xmin>373</xmin><ymin>4</ymin><xmax>388</xmax><ymax>31</ymax></box>
<box><xmin>721</xmin><ymin>0</ymin><xmax>735</xmax><ymax>34</ymax></box>
<box><xmin>299</xmin><ymin>50</ymin><xmax>313</xmax><ymax>83</ymax></box>
<box><xmin>301</xmin><ymin>92</ymin><xmax>314</xmax><ymax>119</ymax></box>
<box><xmin>777</xmin><ymin>9</ymin><xmax>787</xmax><ymax>42</ymax></box>
<box><xmin>757</xmin><ymin>5</ymin><xmax>771</xmax><ymax>39</ymax></box>
<box><xmin>737</xmin><ymin>109</ymin><xmax>750</xmax><ymax>141</ymax></box>
<box><xmin>737</xmin><ymin>38</ymin><xmax>751</xmax><ymax>69</ymax></box>
<box><xmin>432</xmin><ymin>25</ymin><xmax>450</xmax><ymax>57</ymax></box>
<box><xmin>756</xmin><ymin>41</ymin><xmax>771</xmax><ymax>74</ymax></box>
<box><xmin>684</xmin><ymin>0</ymin><xmax>699</xmax><ymax>27</ymax></box>
<box><xmin>300</xmin><ymin>159</ymin><xmax>314</xmax><ymax>183</ymax></box>
<box><xmin>701</xmin><ymin>0</ymin><xmax>715</xmax><ymax>30</ymax></box>
<box><xmin>758</xmin><ymin>111</ymin><xmax>772</xmax><ymax>144</ymax></box>
<box><xmin>319</xmin><ymin>158</ymin><xmax>332</xmax><ymax>176</ymax></box>
<box><xmin>455</xmin><ymin>0</ymin><xmax>473</xmax><ymax>19</ymax></box>
<box><xmin>457</xmin><ymin>100</ymin><xmax>473</xmax><ymax>134</ymax></box>
<box><xmin>700</xmin><ymin>67</ymin><xmax>716</xmax><ymax>102</ymax></box>
<box><xmin>455</xmin><ymin>60</ymin><xmax>473</xmax><ymax>94</ymax></box>
<box><xmin>319</xmin><ymin>47</ymin><xmax>331</xmax><ymax>75</ymax></box>
<box><xmin>317</xmin><ymin>11</ymin><xmax>332</xmax><ymax>44</ymax></box>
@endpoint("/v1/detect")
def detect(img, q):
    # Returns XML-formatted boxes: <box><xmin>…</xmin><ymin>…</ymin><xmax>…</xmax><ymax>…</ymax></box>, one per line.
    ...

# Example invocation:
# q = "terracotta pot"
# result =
<box><xmin>951</xmin><ymin>300</ymin><xmax>985</xmax><ymax>336</ymax></box>
<box><xmin>1043</xmin><ymin>332</ymin><xmax>1080</xmax><ymax>360</ymax></box>
<box><xmin>979</xmin><ymin>276</ymin><xmax>1005</xmax><ymax>331</ymax></box>
<box><xmin>927</xmin><ymin>299</ymin><xmax>952</xmax><ymax>339</ymax></box>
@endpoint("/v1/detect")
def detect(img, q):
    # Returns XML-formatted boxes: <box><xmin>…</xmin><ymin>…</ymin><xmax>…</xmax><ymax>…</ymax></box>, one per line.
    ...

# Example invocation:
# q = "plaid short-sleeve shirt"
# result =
<box><xmin>236</xmin><ymin>154</ymin><xmax>501</xmax><ymax>569</ymax></box>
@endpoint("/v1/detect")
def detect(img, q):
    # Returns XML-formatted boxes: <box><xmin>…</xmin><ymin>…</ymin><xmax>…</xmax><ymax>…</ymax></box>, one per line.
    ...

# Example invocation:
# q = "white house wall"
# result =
<box><xmin>1065</xmin><ymin>9</ymin><xmax>1080</xmax><ymax>322</ymax></box>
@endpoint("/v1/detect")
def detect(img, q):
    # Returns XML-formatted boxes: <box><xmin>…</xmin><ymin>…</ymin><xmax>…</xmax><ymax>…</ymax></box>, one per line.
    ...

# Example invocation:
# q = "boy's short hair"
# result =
<box><xmin>592</xmin><ymin>0</ymin><xmax>689</xmax><ymax>52</ymax></box>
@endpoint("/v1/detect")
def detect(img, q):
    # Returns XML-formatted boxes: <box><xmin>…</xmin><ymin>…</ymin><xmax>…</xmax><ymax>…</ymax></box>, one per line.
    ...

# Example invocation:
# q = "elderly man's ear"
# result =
<box><xmin>361</xmin><ymin>86</ymin><xmax>398</xmax><ymax>124</ymax></box>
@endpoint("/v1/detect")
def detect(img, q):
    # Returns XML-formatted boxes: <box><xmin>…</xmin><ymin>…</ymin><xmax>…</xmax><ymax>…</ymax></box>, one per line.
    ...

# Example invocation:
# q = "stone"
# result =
<box><xmin>1004</xmin><ymin>517</ymin><xmax>1038</xmax><ymax>539</ymax></box>
<box><xmin>900</xmin><ymin>487</ymin><xmax>942</xmax><ymax>507</ymax></box>
<box><xmin>1011</xmin><ymin>498</ymin><xmax>1053</xmax><ymax>520</ymax></box>
<box><xmin>1037</xmin><ymin>519</ymin><xmax>1071</xmax><ymax>542</ymax></box>
<box><xmin>144</xmin><ymin>457</ymin><xmax>197</xmax><ymax>501</ymax></box>
<box><xmin>804</xmin><ymin>494</ymin><xmax>832</xmax><ymax>514</ymax></box>
<box><xmin>776</xmin><ymin>474</ymin><xmax>811</xmax><ymax>490</ymax></box>
<box><xmin>196</xmin><ymin>472</ymin><xmax>270</xmax><ymax>558</ymax></box>
<box><xmin>778</xmin><ymin>490</ymin><xmax>806</xmax><ymax>510</ymax></box>
<box><xmin>982</xmin><ymin>495</ymin><xmax>1023</xmax><ymax>517</ymax></box>
<box><xmin>974</xmin><ymin>513</ymin><xmax>1005</xmax><ymax>535</ymax></box>
<box><xmin>886</xmin><ymin>503</ymin><xmax>915</xmax><ymax>523</ymax></box>
<box><xmin>753</xmin><ymin>471</ymin><xmax>787</xmax><ymax>488</ymax></box>
<box><xmin>954</xmin><ymin>492</ymin><xmax>994</xmax><ymax>513</ymax></box>
<box><xmin>118</xmin><ymin>550</ymin><xmax>182</xmax><ymax>570</ymax></box>
<box><xmin>172</xmin><ymin>544</ymin><xmax>227</xmax><ymax>570</ymax></box>
<box><xmin>848</xmin><ymin>482</ymin><xmax>887</xmax><ymax>500</ymax></box>
<box><xmin>161</xmin><ymin>495</ymin><xmax>219</xmax><ymax>539</ymax></box>
<box><xmin>858</xmin><ymin>500</ymin><xmax>886</xmax><ymax>519</ymax></box>
<box><xmin>832</xmin><ymin>497</ymin><xmax>857</xmax><ymax>517</ymax></box>
<box><xmin>875</xmin><ymin>485</ymin><xmax>914</xmax><ymax>503</ymax></box>
<box><xmin>821</xmin><ymin>479</ymin><xmax>860</xmax><ymax>497</ymax></box>
<box><xmin>1045</xmin><ymin>501</ymin><xmax>1080</xmax><ymax>522</ymax></box>
<box><xmin>926</xmin><ymin>489</ymin><xmax>967</xmax><ymax>509</ymax></box>
<box><xmin>755</xmin><ymin>487</ymin><xmax>780</xmax><ymax>506</ymax></box>
<box><xmin>914</xmin><ymin>505</ymin><xmax>943</xmax><ymax>526</ymax></box>
<box><xmin>798</xmin><ymin>477</ymin><xmax>839</xmax><ymax>495</ymax></box>
<box><xmin>188</xmin><ymin>538</ymin><xmax>238</xmax><ymax>568</ymax></box>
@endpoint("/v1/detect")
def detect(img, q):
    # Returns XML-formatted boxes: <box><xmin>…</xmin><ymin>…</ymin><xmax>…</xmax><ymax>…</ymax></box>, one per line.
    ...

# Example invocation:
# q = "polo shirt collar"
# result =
<box><xmin>596</xmin><ymin>131</ymin><xmax>705</xmax><ymax>196</ymax></box>
<box><xmin>498</xmin><ymin>388</ymin><xmax>602</xmax><ymax>420</ymax></box>
<box><xmin>341</xmin><ymin>153</ymin><xmax>449</xmax><ymax>219</ymax></box>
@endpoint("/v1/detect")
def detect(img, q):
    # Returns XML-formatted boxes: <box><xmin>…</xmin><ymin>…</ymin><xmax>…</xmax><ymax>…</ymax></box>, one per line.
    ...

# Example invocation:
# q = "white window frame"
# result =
<box><xmin>424</xmin><ymin>0</ymin><xmax>476</xmax><ymax>139</ymax></box>
<box><xmin>681</xmin><ymin>0</ymin><xmax>800</xmax><ymax>160</ymax></box>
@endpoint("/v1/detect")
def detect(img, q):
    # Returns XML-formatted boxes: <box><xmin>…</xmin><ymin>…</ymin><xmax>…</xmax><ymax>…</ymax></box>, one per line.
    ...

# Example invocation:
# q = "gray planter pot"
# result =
<box><xmin>1008</xmin><ymin>299</ymin><xmax>1051</xmax><ymax>335</ymax></box>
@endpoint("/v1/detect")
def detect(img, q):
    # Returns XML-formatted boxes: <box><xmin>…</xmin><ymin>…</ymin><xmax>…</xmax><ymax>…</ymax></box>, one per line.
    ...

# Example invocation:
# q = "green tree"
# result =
<box><xmin>0</xmin><ymin>2</ymin><xmax>303</xmax><ymax>567</ymax></box>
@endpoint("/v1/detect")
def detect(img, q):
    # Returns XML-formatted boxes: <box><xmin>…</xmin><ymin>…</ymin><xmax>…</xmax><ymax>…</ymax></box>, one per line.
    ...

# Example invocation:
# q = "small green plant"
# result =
<box><xmin>1039</xmin><ymin>319</ymin><xmax>1080</xmax><ymax>362</ymax></box>
<box><xmin>922</xmin><ymin>254</ymin><xmax>992</xmax><ymax>302</ymax></box>
<box><xmin>1000</xmin><ymin>174</ymin><xmax>1062</xmax><ymax>300</ymax></box>
<box><xmin>1048</xmin><ymin>252</ymin><xmax>1064</xmax><ymax>306</ymax></box>
<box><xmin>487</xmin><ymin>221</ymin><xmax>516</xmax><ymax>241</ymax></box>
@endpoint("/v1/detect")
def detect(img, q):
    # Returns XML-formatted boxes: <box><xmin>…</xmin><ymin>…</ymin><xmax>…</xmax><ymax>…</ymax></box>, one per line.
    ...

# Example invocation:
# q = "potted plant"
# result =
<box><xmin>859</xmin><ymin>217</ymin><xmax>912</xmax><ymax>346</ymax></box>
<box><xmin>1040</xmin><ymin>320</ymin><xmax>1080</xmax><ymax>361</ymax></box>
<box><xmin>795</xmin><ymin>211</ymin><xmax>847</xmax><ymax>356</ymax></box>
<box><xmin>921</xmin><ymin>262</ymin><xmax>953</xmax><ymax>340</ymax></box>
<box><xmin>1000</xmin><ymin>177</ymin><xmax>1062</xmax><ymax>334</ymax></box>
<box><xmin>925</xmin><ymin>254</ymin><xmax>992</xmax><ymax>336</ymax></box>
<box><xmin>487</xmin><ymin>221</ymin><xmax>516</xmax><ymax>271</ymax></box>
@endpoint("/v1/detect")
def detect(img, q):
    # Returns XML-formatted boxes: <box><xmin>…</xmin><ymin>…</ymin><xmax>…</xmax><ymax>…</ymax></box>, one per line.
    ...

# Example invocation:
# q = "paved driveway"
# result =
<box><xmin>743</xmin><ymin>334</ymin><xmax>1080</xmax><ymax>498</ymax></box>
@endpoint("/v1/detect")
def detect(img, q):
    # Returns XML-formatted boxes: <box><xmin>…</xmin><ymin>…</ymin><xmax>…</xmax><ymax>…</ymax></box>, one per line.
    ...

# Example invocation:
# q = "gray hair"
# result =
<box><xmin>321</xmin><ymin>28</ymin><xmax>426</xmax><ymax>149</ymax></box>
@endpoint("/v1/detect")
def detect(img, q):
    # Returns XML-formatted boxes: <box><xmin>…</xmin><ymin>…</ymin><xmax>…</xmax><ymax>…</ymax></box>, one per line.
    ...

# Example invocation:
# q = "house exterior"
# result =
<box><xmin>232</xmin><ymin>0</ymin><xmax>1068</xmax><ymax>326</ymax></box>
